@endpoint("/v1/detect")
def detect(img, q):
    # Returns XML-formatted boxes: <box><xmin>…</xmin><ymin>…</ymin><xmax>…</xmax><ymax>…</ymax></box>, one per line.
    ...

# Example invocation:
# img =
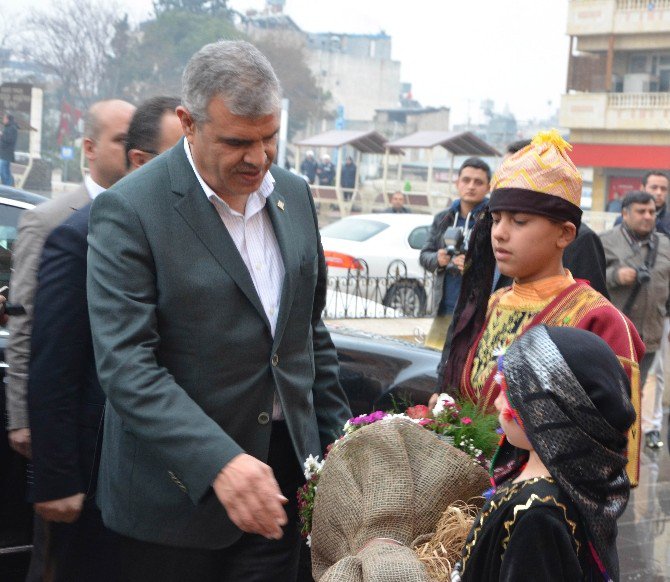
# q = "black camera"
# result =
<box><xmin>443</xmin><ymin>227</ymin><xmax>465</xmax><ymax>257</ymax></box>
<box><xmin>636</xmin><ymin>265</ymin><xmax>652</xmax><ymax>285</ymax></box>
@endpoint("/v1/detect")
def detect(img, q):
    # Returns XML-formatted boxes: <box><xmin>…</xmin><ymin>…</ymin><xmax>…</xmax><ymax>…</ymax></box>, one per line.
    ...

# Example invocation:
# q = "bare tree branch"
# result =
<box><xmin>22</xmin><ymin>0</ymin><xmax>123</xmax><ymax>108</ymax></box>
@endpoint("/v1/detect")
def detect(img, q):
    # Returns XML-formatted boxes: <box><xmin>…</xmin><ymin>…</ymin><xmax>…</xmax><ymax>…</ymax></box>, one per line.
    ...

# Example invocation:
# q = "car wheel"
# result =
<box><xmin>383</xmin><ymin>280</ymin><xmax>427</xmax><ymax>316</ymax></box>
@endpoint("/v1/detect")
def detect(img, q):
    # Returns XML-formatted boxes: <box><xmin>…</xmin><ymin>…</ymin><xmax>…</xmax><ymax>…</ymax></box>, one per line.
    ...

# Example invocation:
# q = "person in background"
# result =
<box><xmin>455</xmin><ymin>325</ymin><xmax>634</xmax><ymax>582</ymax></box>
<box><xmin>317</xmin><ymin>153</ymin><xmax>335</xmax><ymax>186</ymax></box>
<box><xmin>300</xmin><ymin>150</ymin><xmax>317</xmax><ymax>185</ymax></box>
<box><xmin>383</xmin><ymin>191</ymin><xmax>411</xmax><ymax>214</ymax></box>
<box><xmin>420</xmin><ymin>157</ymin><xmax>491</xmax><ymax>316</ymax></box>
<box><xmin>340</xmin><ymin>155</ymin><xmax>356</xmax><ymax>200</ymax></box>
<box><xmin>125</xmin><ymin>95</ymin><xmax>183</xmax><ymax>170</ymax></box>
<box><xmin>600</xmin><ymin>190</ymin><xmax>670</xmax><ymax>450</ymax></box>
<box><xmin>0</xmin><ymin>112</ymin><xmax>19</xmax><ymax>186</ymax></box>
<box><xmin>25</xmin><ymin>95</ymin><xmax>183</xmax><ymax>581</ymax></box>
<box><xmin>5</xmin><ymin>98</ymin><xmax>135</xmax><ymax>582</ymax></box>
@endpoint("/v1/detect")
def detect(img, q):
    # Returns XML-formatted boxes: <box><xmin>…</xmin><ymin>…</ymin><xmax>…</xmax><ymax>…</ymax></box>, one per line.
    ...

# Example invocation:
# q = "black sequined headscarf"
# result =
<box><xmin>492</xmin><ymin>325</ymin><xmax>635</xmax><ymax>582</ymax></box>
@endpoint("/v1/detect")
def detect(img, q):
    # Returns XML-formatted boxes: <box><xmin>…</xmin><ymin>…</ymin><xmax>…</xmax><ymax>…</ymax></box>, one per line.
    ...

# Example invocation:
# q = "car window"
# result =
<box><xmin>0</xmin><ymin>203</ymin><xmax>26</xmax><ymax>288</ymax></box>
<box><xmin>321</xmin><ymin>219</ymin><xmax>389</xmax><ymax>242</ymax></box>
<box><xmin>408</xmin><ymin>226</ymin><xmax>429</xmax><ymax>250</ymax></box>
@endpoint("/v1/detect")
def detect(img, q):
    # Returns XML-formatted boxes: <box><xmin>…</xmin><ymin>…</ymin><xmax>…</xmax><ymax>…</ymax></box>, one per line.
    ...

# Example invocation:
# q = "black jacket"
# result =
<box><xmin>0</xmin><ymin>120</ymin><xmax>18</xmax><ymax>162</ymax></box>
<box><xmin>27</xmin><ymin>203</ymin><xmax>104</xmax><ymax>502</ymax></box>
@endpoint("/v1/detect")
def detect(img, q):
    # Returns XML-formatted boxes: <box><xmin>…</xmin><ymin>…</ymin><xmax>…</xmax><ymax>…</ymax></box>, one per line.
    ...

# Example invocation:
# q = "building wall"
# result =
<box><xmin>307</xmin><ymin>50</ymin><xmax>401</xmax><ymax>122</ymax></box>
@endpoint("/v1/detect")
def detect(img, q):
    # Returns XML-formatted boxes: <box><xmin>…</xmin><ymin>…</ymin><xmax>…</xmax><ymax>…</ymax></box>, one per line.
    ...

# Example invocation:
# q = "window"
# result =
<box><xmin>408</xmin><ymin>226</ymin><xmax>430</xmax><ymax>250</ymax></box>
<box><xmin>321</xmin><ymin>219</ymin><xmax>388</xmax><ymax>241</ymax></box>
<box><xmin>0</xmin><ymin>203</ymin><xmax>24</xmax><ymax>288</ymax></box>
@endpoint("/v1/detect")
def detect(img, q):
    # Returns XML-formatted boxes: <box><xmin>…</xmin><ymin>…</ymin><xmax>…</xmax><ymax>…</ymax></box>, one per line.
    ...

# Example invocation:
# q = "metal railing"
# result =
<box><xmin>324</xmin><ymin>260</ymin><xmax>438</xmax><ymax>319</ymax></box>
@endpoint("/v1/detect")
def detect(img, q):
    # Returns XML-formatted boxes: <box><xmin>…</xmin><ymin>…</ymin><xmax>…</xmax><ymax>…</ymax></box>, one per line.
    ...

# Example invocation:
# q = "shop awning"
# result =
<box><xmin>570</xmin><ymin>143</ymin><xmax>670</xmax><ymax>169</ymax></box>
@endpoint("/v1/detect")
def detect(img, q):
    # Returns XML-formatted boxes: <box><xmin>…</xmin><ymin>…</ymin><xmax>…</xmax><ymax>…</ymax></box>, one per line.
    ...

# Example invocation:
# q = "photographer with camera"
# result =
<box><xmin>420</xmin><ymin>157</ymin><xmax>491</xmax><ymax>317</ymax></box>
<box><xmin>601</xmin><ymin>190</ymin><xmax>670</xmax><ymax>448</ymax></box>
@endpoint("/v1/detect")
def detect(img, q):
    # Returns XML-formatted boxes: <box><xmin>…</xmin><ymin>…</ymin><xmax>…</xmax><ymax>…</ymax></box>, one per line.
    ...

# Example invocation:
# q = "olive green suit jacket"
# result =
<box><xmin>87</xmin><ymin>140</ymin><xmax>350</xmax><ymax>548</ymax></box>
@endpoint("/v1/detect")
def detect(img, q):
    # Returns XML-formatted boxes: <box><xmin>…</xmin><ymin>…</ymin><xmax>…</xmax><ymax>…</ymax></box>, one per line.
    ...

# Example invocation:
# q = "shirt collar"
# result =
<box><xmin>84</xmin><ymin>174</ymin><xmax>106</xmax><ymax>200</ymax></box>
<box><xmin>183</xmin><ymin>138</ymin><xmax>275</xmax><ymax>213</ymax></box>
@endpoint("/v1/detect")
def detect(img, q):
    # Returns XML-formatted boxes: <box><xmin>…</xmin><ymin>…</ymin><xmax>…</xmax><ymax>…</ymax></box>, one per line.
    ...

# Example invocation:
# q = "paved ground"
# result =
<box><xmin>622</xmin><ymin>425</ymin><xmax>670</xmax><ymax>581</ymax></box>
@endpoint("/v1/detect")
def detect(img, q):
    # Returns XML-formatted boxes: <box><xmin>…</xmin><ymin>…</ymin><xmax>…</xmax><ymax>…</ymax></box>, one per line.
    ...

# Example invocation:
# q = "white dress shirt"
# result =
<box><xmin>184</xmin><ymin>140</ymin><xmax>286</xmax><ymax>418</ymax></box>
<box><xmin>85</xmin><ymin>174</ymin><xmax>106</xmax><ymax>200</ymax></box>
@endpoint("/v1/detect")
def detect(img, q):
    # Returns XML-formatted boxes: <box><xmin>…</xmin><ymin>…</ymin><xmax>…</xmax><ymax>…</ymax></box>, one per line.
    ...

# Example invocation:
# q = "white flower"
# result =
<box><xmin>303</xmin><ymin>454</ymin><xmax>324</xmax><ymax>480</ymax></box>
<box><xmin>306</xmin><ymin>534</ymin><xmax>312</xmax><ymax>547</ymax></box>
<box><xmin>432</xmin><ymin>393</ymin><xmax>456</xmax><ymax>416</ymax></box>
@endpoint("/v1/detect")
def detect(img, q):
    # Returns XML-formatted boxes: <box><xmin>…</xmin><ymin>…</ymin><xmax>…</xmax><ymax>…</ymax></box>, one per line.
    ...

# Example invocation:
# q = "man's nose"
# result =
<box><xmin>244</xmin><ymin>142</ymin><xmax>267</xmax><ymax>166</ymax></box>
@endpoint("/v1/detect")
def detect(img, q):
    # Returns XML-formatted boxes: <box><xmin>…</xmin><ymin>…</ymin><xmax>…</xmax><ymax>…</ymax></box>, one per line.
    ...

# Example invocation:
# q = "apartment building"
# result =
<box><xmin>560</xmin><ymin>0</ymin><xmax>670</xmax><ymax>209</ymax></box>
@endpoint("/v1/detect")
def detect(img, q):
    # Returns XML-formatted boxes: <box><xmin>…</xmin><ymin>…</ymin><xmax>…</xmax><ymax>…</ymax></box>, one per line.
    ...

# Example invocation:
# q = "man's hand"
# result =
<box><xmin>8</xmin><ymin>428</ymin><xmax>31</xmax><ymax>458</ymax></box>
<box><xmin>213</xmin><ymin>453</ymin><xmax>287</xmax><ymax>540</ymax></box>
<box><xmin>437</xmin><ymin>249</ymin><xmax>451</xmax><ymax>267</ymax></box>
<box><xmin>34</xmin><ymin>493</ymin><xmax>85</xmax><ymax>523</ymax></box>
<box><xmin>617</xmin><ymin>267</ymin><xmax>637</xmax><ymax>286</ymax></box>
<box><xmin>452</xmin><ymin>254</ymin><xmax>466</xmax><ymax>273</ymax></box>
<box><xmin>428</xmin><ymin>393</ymin><xmax>439</xmax><ymax>410</ymax></box>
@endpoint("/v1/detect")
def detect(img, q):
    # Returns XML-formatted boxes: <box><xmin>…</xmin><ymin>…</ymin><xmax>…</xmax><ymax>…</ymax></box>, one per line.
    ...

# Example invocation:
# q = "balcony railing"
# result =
<box><xmin>617</xmin><ymin>0</ymin><xmax>670</xmax><ymax>9</ymax></box>
<box><xmin>608</xmin><ymin>92</ymin><xmax>670</xmax><ymax>108</ymax></box>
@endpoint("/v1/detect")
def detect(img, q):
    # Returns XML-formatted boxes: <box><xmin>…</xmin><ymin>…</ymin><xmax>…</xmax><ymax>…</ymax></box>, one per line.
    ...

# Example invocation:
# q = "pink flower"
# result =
<box><xmin>406</xmin><ymin>405</ymin><xmax>431</xmax><ymax>419</ymax></box>
<box><xmin>461</xmin><ymin>417</ymin><xmax>472</xmax><ymax>425</ymax></box>
<box><xmin>418</xmin><ymin>418</ymin><xmax>433</xmax><ymax>427</ymax></box>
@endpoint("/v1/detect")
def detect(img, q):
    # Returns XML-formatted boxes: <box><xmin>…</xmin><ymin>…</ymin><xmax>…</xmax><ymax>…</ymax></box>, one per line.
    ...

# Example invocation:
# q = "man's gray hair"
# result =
<box><xmin>182</xmin><ymin>40</ymin><xmax>281</xmax><ymax>123</ymax></box>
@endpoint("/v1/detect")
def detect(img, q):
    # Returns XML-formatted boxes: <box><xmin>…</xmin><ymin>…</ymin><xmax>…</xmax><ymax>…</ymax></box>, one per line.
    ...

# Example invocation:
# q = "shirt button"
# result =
<box><xmin>269</xmin><ymin>307</ymin><xmax>275</xmax><ymax>316</ymax></box>
<box><xmin>271</xmin><ymin>354</ymin><xmax>279</xmax><ymax>367</ymax></box>
<box><xmin>256</xmin><ymin>264</ymin><xmax>262</xmax><ymax>271</ymax></box>
<box><xmin>258</xmin><ymin>412</ymin><xmax>270</xmax><ymax>425</ymax></box>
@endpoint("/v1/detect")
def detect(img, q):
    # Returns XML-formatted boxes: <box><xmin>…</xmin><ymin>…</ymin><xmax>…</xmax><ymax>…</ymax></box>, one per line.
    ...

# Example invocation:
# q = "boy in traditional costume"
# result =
<box><xmin>435</xmin><ymin>130</ymin><xmax>644</xmax><ymax>484</ymax></box>
<box><xmin>454</xmin><ymin>325</ymin><xmax>635</xmax><ymax>582</ymax></box>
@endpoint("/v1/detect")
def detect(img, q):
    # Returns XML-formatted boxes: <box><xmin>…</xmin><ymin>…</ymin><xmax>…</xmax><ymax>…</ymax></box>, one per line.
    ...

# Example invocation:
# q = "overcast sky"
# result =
<box><xmin>7</xmin><ymin>0</ymin><xmax>570</xmax><ymax>125</ymax></box>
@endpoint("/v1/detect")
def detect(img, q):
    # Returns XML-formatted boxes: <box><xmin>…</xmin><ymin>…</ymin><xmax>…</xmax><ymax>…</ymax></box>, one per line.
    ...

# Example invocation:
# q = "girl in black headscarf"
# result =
<box><xmin>455</xmin><ymin>325</ymin><xmax>635</xmax><ymax>582</ymax></box>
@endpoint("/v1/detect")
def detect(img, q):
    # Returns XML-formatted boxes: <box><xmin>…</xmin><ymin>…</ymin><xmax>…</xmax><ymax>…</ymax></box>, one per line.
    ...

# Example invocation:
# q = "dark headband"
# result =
<box><xmin>489</xmin><ymin>187</ymin><xmax>582</xmax><ymax>229</ymax></box>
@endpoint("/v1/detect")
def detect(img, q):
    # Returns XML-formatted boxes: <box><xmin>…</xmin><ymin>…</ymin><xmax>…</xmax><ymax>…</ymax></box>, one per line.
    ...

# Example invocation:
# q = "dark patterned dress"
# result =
<box><xmin>459</xmin><ymin>477</ymin><xmax>595</xmax><ymax>581</ymax></box>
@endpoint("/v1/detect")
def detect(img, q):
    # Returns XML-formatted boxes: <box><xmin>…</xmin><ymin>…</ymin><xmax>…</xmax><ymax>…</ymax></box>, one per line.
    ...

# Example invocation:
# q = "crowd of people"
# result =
<box><xmin>0</xmin><ymin>38</ymin><xmax>666</xmax><ymax>582</ymax></box>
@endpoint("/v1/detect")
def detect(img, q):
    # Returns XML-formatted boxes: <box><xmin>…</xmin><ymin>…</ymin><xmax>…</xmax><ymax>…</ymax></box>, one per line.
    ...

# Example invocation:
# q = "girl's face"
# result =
<box><xmin>491</xmin><ymin>211</ymin><xmax>575</xmax><ymax>283</ymax></box>
<box><xmin>494</xmin><ymin>389</ymin><xmax>533</xmax><ymax>451</ymax></box>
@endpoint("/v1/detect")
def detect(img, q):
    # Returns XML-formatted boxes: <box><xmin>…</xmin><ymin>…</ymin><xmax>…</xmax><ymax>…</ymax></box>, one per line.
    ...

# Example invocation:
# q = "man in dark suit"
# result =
<box><xmin>26</xmin><ymin>96</ymin><xmax>183</xmax><ymax>580</ymax></box>
<box><xmin>86</xmin><ymin>41</ymin><xmax>351</xmax><ymax>581</ymax></box>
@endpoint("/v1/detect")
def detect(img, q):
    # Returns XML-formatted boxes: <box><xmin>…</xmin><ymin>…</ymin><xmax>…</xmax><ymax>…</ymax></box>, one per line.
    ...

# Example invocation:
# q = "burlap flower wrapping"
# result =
<box><xmin>310</xmin><ymin>419</ymin><xmax>490</xmax><ymax>582</ymax></box>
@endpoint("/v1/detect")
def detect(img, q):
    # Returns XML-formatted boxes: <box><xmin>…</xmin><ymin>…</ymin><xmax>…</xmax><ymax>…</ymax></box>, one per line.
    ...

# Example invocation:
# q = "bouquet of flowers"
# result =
<box><xmin>298</xmin><ymin>394</ymin><xmax>499</xmax><ymax>546</ymax></box>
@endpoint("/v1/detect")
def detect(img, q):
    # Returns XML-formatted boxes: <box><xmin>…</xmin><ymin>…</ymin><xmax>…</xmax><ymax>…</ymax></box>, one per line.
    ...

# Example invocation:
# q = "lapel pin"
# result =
<box><xmin>277</xmin><ymin>200</ymin><xmax>285</xmax><ymax>211</ymax></box>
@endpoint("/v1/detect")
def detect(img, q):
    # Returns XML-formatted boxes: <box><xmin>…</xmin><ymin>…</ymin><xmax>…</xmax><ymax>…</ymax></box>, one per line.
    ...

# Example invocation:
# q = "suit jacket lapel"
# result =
<box><xmin>168</xmin><ymin>142</ymin><xmax>271</xmax><ymax>331</ymax></box>
<box><xmin>266</xmin><ymin>182</ymin><xmax>299</xmax><ymax>348</ymax></box>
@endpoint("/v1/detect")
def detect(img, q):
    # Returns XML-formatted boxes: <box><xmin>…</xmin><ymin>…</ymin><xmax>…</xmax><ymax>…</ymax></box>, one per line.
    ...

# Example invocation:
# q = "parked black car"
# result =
<box><xmin>0</xmin><ymin>186</ymin><xmax>441</xmax><ymax>579</ymax></box>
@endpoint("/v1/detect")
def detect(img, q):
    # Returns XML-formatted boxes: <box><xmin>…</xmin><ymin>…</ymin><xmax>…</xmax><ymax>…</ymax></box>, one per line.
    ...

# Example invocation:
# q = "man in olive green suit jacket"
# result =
<box><xmin>86</xmin><ymin>42</ymin><xmax>351</xmax><ymax>581</ymax></box>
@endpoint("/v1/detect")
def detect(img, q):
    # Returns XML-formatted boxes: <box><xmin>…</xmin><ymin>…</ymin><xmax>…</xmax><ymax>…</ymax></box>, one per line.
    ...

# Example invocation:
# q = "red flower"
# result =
<box><xmin>406</xmin><ymin>405</ymin><xmax>431</xmax><ymax>419</ymax></box>
<box><xmin>461</xmin><ymin>417</ymin><xmax>472</xmax><ymax>425</ymax></box>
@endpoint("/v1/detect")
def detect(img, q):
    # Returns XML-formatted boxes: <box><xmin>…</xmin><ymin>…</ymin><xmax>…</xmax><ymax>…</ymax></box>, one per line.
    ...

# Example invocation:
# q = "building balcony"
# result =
<box><xmin>560</xmin><ymin>91</ymin><xmax>670</xmax><ymax>130</ymax></box>
<box><xmin>568</xmin><ymin>0</ymin><xmax>670</xmax><ymax>36</ymax></box>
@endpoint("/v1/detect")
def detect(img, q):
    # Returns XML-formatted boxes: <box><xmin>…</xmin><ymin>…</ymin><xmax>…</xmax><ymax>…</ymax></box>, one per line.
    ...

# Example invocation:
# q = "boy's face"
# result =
<box><xmin>494</xmin><ymin>390</ymin><xmax>532</xmax><ymax>451</ymax></box>
<box><xmin>491</xmin><ymin>211</ymin><xmax>576</xmax><ymax>283</ymax></box>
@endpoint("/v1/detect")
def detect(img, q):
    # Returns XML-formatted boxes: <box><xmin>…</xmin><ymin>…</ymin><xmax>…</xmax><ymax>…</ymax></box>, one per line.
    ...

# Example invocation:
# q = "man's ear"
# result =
<box><xmin>557</xmin><ymin>221</ymin><xmax>577</xmax><ymax>249</ymax></box>
<box><xmin>127</xmin><ymin>149</ymin><xmax>152</xmax><ymax>170</ymax></box>
<box><xmin>176</xmin><ymin>106</ymin><xmax>196</xmax><ymax>142</ymax></box>
<box><xmin>83</xmin><ymin>137</ymin><xmax>96</xmax><ymax>162</ymax></box>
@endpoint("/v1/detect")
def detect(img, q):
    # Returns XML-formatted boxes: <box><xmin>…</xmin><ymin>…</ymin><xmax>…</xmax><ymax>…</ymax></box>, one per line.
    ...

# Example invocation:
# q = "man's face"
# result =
<box><xmin>643</xmin><ymin>175</ymin><xmax>669</xmax><ymax>209</ymax></box>
<box><xmin>457</xmin><ymin>166</ymin><xmax>489</xmax><ymax>208</ymax></box>
<box><xmin>391</xmin><ymin>193</ymin><xmax>405</xmax><ymax>209</ymax></box>
<box><xmin>178</xmin><ymin>96</ymin><xmax>279</xmax><ymax>203</ymax></box>
<box><xmin>623</xmin><ymin>200</ymin><xmax>657</xmax><ymax>237</ymax></box>
<box><xmin>86</xmin><ymin>101</ymin><xmax>135</xmax><ymax>188</ymax></box>
<box><xmin>157</xmin><ymin>112</ymin><xmax>184</xmax><ymax>154</ymax></box>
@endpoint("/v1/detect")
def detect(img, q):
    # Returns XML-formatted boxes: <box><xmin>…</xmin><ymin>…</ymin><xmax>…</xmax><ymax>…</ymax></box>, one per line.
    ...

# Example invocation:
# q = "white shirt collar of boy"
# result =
<box><xmin>84</xmin><ymin>174</ymin><xmax>106</xmax><ymax>200</ymax></box>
